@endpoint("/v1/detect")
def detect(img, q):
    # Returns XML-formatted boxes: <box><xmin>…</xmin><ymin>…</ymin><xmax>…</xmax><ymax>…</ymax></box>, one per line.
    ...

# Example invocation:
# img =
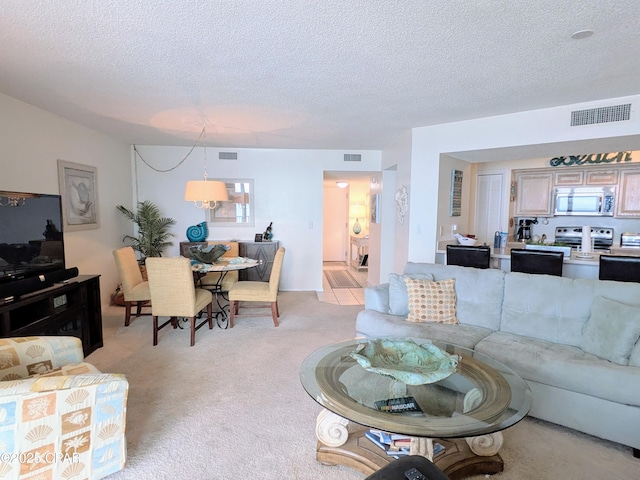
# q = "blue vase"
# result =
<box><xmin>186</xmin><ymin>222</ymin><xmax>208</xmax><ymax>242</ymax></box>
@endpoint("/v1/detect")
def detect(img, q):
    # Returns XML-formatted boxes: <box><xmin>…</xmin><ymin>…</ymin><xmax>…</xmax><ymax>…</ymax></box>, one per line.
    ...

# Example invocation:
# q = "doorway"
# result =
<box><xmin>323</xmin><ymin>186</ymin><xmax>348</xmax><ymax>261</ymax></box>
<box><xmin>474</xmin><ymin>173</ymin><xmax>504</xmax><ymax>245</ymax></box>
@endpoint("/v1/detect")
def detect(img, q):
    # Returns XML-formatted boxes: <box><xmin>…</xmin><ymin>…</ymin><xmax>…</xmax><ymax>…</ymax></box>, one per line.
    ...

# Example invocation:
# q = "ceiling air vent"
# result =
<box><xmin>218</xmin><ymin>152</ymin><xmax>238</xmax><ymax>160</ymax></box>
<box><xmin>344</xmin><ymin>153</ymin><xmax>362</xmax><ymax>162</ymax></box>
<box><xmin>570</xmin><ymin>103</ymin><xmax>631</xmax><ymax>126</ymax></box>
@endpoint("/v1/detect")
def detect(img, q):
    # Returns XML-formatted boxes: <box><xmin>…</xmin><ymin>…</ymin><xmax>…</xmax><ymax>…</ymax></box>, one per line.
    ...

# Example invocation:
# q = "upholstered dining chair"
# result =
<box><xmin>146</xmin><ymin>256</ymin><xmax>214</xmax><ymax>346</ymax></box>
<box><xmin>228</xmin><ymin>247</ymin><xmax>285</xmax><ymax>328</ymax></box>
<box><xmin>599</xmin><ymin>254</ymin><xmax>640</xmax><ymax>282</ymax></box>
<box><xmin>510</xmin><ymin>248</ymin><xmax>564</xmax><ymax>276</ymax></box>
<box><xmin>113</xmin><ymin>246</ymin><xmax>151</xmax><ymax>326</ymax></box>
<box><xmin>446</xmin><ymin>244</ymin><xmax>491</xmax><ymax>269</ymax></box>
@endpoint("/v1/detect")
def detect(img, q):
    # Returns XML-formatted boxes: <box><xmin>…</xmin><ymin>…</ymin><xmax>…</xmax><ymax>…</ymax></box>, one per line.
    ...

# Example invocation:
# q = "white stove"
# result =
<box><xmin>554</xmin><ymin>226</ymin><xmax>614</xmax><ymax>252</ymax></box>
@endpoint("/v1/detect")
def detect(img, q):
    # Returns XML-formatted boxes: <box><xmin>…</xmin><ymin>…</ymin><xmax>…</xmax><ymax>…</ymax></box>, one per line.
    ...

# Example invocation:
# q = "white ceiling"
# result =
<box><xmin>1</xmin><ymin>1</ymin><xmax>640</xmax><ymax>151</ymax></box>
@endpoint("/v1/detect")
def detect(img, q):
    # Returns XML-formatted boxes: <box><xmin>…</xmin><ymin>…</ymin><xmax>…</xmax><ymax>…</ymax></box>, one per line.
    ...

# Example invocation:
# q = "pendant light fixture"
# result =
<box><xmin>184</xmin><ymin>124</ymin><xmax>229</xmax><ymax>209</ymax></box>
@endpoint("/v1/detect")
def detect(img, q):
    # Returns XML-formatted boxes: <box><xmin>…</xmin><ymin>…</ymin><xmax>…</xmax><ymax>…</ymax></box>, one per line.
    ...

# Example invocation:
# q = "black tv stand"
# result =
<box><xmin>0</xmin><ymin>275</ymin><xmax>103</xmax><ymax>357</ymax></box>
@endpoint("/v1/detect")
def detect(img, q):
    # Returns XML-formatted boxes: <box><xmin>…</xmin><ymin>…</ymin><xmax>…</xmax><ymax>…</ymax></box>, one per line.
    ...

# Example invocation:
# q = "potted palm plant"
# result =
<box><xmin>116</xmin><ymin>200</ymin><xmax>177</xmax><ymax>262</ymax></box>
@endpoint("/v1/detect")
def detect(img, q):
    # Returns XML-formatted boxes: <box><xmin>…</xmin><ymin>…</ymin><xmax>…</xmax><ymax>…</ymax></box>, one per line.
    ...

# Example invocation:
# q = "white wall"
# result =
<box><xmin>380</xmin><ymin>130</ymin><xmax>412</xmax><ymax>277</ymax></box>
<box><xmin>132</xmin><ymin>146</ymin><xmax>381</xmax><ymax>291</ymax></box>
<box><xmin>0</xmin><ymin>94</ymin><xmax>133</xmax><ymax>307</ymax></box>
<box><xmin>409</xmin><ymin>94</ymin><xmax>640</xmax><ymax>263</ymax></box>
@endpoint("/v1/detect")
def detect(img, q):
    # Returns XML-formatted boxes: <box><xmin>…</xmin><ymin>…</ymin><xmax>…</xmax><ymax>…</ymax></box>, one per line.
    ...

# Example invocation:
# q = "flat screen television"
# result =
<box><xmin>0</xmin><ymin>191</ymin><xmax>66</xmax><ymax>284</ymax></box>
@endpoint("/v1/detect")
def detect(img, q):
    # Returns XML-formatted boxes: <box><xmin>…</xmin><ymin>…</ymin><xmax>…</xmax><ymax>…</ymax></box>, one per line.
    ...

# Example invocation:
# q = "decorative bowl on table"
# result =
<box><xmin>189</xmin><ymin>244</ymin><xmax>229</xmax><ymax>264</ymax></box>
<box><xmin>349</xmin><ymin>339</ymin><xmax>460</xmax><ymax>385</ymax></box>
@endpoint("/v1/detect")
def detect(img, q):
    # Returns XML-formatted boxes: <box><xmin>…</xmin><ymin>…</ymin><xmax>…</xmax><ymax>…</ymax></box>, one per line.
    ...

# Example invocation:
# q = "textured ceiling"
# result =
<box><xmin>1</xmin><ymin>1</ymin><xmax>639</xmax><ymax>151</ymax></box>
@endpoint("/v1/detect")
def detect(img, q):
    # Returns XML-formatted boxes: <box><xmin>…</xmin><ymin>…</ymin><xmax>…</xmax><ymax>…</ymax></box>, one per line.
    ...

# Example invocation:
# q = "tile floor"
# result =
<box><xmin>317</xmin><ymin>261</ymin><xmax>368</xmax><ymax>306</ymax></box>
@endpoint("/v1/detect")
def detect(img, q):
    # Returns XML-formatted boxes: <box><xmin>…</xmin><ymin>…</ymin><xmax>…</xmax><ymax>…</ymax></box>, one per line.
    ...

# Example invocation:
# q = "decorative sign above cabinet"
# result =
<box><xmin>549</xmin><ymin>151</ymin><xmax>632</xmax><ymax>167</ymax></box>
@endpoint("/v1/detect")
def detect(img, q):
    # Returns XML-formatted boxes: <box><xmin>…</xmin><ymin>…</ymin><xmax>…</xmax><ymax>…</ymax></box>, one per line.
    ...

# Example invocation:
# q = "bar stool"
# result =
<box><xmin>510</xmin><ymin>248</ymin><xmax>564</xmax><ymax>276</ymax></box>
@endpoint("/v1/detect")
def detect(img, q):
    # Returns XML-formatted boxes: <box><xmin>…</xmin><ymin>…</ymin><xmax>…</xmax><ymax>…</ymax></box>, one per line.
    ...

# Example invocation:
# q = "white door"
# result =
<box><xmin>323</xmin><ymin>186</ymin><xmax>348</xmax><ymax>261</ymax></box>
<box><xmin>475</xmin><ymin>174</ymin><xmax>503</xmax><ymax>245</ymax></box>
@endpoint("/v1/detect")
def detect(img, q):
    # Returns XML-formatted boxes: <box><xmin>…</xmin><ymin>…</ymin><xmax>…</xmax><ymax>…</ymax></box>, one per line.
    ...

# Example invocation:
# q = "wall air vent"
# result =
<box><xmin>344</xmin><ymin>154</ymin><xmax>362</xmax><ymax>162</ymax></box>
<box><xmin>219</xmin><ymin>152</ymin><xmax>238</xmax><ymax>160</ymax></box>
<box><xmin>570</xmin><ymin>103</ymin><xmax>631</xmax><ymax>126</ymax></box>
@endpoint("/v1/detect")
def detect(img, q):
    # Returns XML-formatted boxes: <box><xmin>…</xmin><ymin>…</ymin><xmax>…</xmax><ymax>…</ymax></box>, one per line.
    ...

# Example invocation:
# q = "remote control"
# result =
<box><xmin>404</xmin><ymin>467</ymin><xmax>426</xmax><ymax>480</ymax></box>
<box><xmin>374</xmin><ymin>396</ymin><xmax>422</xmax><ymax>413</ymax></box>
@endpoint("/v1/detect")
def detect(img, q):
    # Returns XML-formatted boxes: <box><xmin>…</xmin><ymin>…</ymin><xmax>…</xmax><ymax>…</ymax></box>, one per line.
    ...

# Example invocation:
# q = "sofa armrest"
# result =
<box><xmin>364</xmin><ymin>283</ymin><xmax>390</xmax><ymax>313</ymax></box>
<box><xmin>0</xmin><ymin>373</ymin><xmax>128</xmax><ymax>479</ymax></box>
<box><xmin>0</xmin><ymin>336</ymin><xmax>85</xmax><ymax>380</ymax></box>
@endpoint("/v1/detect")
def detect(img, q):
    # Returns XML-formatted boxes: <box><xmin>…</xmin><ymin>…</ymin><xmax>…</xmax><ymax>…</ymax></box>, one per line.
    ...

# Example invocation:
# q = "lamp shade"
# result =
<box><xmin>349</xmin><ymin>204</ymin><xmax>366</xmax><ymax>218</ymax></box>
<box><xmin>184</xmin><ymin>180</ymin><xmax>229</xmax><ymax>202</ymax></box>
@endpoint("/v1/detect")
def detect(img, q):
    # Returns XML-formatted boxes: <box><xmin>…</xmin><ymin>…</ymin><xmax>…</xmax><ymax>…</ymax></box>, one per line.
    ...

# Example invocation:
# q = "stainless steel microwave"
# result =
<box><xmin>554</xmin><ymin>187</ymin><xmax>615</xmax><ymax>216</ymax></box>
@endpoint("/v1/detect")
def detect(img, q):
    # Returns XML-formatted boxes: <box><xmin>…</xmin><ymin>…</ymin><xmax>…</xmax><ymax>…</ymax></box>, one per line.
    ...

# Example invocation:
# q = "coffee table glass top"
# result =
<box><xmin>300</xmin><ymin>338</ymin><xmax>532</xmax><ymax>438</ymax></box>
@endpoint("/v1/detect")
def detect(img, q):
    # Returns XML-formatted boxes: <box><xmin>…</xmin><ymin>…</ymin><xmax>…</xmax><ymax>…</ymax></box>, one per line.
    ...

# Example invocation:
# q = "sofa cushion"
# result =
<box><xmin>402</xmin><ymin>263</ymin><xmax>505</xmax><ymax>330</ymax></box>
<box><xmin>405</xmin><ymin>278</ymin><xmax>458</xmax><ymax>324</ymax></box>
<box><xmin>365</xmin><ymin>283</ymin><xmax>391</xmax><ymax>314</ymax></box>
<box><xmin>355</xmin><ymin>309</ymin><xmax>494</xmax><ymax>350</ymax></box>
<box><xmin>580</xmin><ymin>296</ymin><xmax>640</xmax><ymax>366</ymax></box>
<box><xmin>475</xmin><ymin>331</ymin><xmax>640</xmax><ymax>407</ymax></box>
<box><xmin>500</xmin><ymin>273</ymin><xmax>596</xmax><ymax>347</ymax></box>
<box><xmin>388</xmin><ymin>273</ymin><xmax>434</xmax><ymax>315</ymax></box>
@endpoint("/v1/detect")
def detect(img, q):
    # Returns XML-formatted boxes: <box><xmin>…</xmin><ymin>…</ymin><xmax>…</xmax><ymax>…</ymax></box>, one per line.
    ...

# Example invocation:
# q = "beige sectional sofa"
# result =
<box><xmin>355</xmin><ymin>262</ymin><xmax>640</xmax><ymax>456</ymax></box>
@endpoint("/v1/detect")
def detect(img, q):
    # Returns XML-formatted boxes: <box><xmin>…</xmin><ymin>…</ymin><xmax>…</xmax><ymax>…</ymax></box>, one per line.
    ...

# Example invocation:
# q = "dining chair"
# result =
<box><xmin>446</xmin><ymin>244</ymin><xmax>491</xmax><ymax>269</ymax></box>
<box><xmin>599</xmin><ymin>254</ymin><xmax>640</xmax><ymax>282</ymax></box>
<box><xmin>510</xmin><ymin>248</ymin><xmax>564</xmax><ymax>276</ymax></box>
<box><xmin>113</xmin><ymin>246</ymin><xmax>151</xmax><ymax>326</ymax></box>
<box><xmin>146</xmin><ymin>256</ymin><xmax>214</xmax><ymax>346</ymax></box>
<box><xmin>228</xmin><ymin>247</ymin><xmax>285</xmax><ymax>328</ymax></box>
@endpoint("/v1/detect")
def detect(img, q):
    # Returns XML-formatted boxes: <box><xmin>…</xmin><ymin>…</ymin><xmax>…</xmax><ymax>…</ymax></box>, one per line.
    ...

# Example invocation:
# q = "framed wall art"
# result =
<box><xmin>57</xmin><ymin>159</ymin><xmax>100</xmax><ymax>231</ymax></box>
<box><xmin>450</xmin><ymin>169</ymin><xmax>463</xmax><ymax>217</ymax></box>
<box><xmin>370</xmin><ymin>193</ymin><xmax>380</xmax><ymax>224</ymax></box>
<box><xmin>206</xmin><ymin>179</ymin><xmax>255</xmax><ymax>226</ymax></box>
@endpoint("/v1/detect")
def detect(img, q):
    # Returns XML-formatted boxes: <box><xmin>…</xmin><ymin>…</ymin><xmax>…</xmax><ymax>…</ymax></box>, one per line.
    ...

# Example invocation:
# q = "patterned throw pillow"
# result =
<box><xmin>404</xmin><ymin>277</ymin><xmax>458</xmax><ymax>324</ymax></box>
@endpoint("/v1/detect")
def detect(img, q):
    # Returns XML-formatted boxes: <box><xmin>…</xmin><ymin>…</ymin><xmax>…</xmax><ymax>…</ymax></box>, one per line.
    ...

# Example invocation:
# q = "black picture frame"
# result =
<box><xmin>254</xmin><ymin>233</ymin><xmax>263</xmax><ymax>242</ymax></box>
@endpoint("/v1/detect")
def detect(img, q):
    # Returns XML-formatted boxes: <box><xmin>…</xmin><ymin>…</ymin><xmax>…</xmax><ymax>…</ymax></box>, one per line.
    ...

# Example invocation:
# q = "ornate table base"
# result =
<box><xmin>315</xmin><ymin>410</ymin><xmax>504</xmax><ymax>480</ymax></box>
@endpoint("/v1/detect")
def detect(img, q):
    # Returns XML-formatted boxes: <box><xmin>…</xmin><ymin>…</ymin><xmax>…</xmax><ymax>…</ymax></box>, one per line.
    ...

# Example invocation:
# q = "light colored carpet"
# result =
<box><xmin>325</xmin><ymin>270</ymin><xmax>362</xmax><ymax>288</ymax></box>
<box><xmin>87</xmin><ymin>292</ymin><xmax>638</xmax><ymax>479</ymax></box>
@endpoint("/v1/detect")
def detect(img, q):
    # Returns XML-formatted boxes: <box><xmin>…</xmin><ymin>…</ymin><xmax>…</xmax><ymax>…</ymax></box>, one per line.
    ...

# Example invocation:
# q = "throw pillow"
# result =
<box><xmin>404</xmin><ymin>277</ymin><xmax>458</xmax><ymax>324</ymax></box>
<box><xmin>388</xmin><ymin>273</ymin><xmax>434</xmax><ymax>315</ymax></box>
<box><xmin>580</xmin><ymin>296</ymin><xmax>640</xmax><ymax>366</ymax></box>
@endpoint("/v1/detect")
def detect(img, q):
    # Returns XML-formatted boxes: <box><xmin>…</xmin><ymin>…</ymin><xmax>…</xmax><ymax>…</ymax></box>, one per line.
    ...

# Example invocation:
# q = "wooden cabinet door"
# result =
<box><xmin>554</xmin><ymin>171</ymin><xmax>584</xmax><ymax>186</ymax></box>
<box><xmin>514</xmin><ymin>172</ymin><xmax>553</xmax><ymax>216</ymax></box>
<box><xmin>616</xmin><ymin>169</ymin><xmax>640</xmax><ymax>217</ymax></box>
<box><xmin>239</xmin><ymin>241</ymin><xmax>280</xmax><ymax>281</ymax></box>
<box><xmin>585</xmin><ymin>169</ymin><xmax>618</xmax><ymax>185</ymax></box>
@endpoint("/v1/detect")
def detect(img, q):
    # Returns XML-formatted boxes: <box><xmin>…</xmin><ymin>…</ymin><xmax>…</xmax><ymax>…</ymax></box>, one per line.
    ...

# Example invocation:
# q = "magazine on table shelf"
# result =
<box><xmin>365</xmin><ymin>429</ymin><xmax>445</xmax><ymax>459</ymax></box>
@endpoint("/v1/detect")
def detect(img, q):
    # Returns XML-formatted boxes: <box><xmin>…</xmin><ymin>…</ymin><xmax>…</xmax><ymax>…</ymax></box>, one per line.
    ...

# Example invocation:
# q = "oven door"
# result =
<box><xmin>554</xmin><ymin>192</ymin><xmax>609</xmax><ymax>216</ymax></box>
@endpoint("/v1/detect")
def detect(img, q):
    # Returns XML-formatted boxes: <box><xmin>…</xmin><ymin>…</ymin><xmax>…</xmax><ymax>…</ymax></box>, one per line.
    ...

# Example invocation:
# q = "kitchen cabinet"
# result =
<box><xmin>585</xmin><ymin>169</ymin><xmax>618</xmax><ymax>185</ymax></box>
<box><xmin>615</xmin><ymin>169</ymin><xmax>640</xmax><ymax>217</ymax></box>
<box><xmin>554</xmin><ymin>171</ymin><xmax>584</xmax><ymax>186</ymax></box>
<box><xmin>553</xmin><ymin>169</ymin><xmax>618</xmax><ymax>186</ymax></box>
<box><xmin>514</xmin><ymin>172</ymin><xmax>554</xmax><ymax>216</ymax></box>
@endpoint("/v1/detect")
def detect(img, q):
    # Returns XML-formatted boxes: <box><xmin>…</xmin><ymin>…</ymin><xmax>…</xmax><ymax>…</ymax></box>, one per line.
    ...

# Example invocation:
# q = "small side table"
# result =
<box><xmin>350</xmin><ymin>236</ymin><xmax>369</xmax><ymax>271</ymax></box>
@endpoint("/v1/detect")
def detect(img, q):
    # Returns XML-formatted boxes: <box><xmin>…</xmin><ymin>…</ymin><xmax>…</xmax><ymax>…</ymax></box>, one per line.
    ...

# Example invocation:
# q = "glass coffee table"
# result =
<box><xmin>300</xmin><ymin>338</ymin><xmax>532</xmax><ymax>479</ymax></box>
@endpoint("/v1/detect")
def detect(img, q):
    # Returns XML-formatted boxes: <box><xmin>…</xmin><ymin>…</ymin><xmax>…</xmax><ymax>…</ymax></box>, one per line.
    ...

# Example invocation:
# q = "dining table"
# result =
<box><xmin>191</xmin><ymin>257</ymin><xmax>260</xmax><ymax>328</ymax></box>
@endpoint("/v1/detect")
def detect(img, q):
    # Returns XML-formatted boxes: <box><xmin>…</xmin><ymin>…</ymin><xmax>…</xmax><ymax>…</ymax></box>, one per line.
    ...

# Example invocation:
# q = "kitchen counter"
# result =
<box><xmin>436</xmin><ymin>240</ymin><xmax>640</xmax><ymax>279</ymax></box>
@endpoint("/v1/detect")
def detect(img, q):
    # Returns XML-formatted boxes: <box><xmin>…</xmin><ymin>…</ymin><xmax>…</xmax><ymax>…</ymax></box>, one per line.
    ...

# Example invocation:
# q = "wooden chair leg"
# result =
<box><xmin>135</xmin><ymin>301</ymin><xmax>143</xmax><ymax>317</ymax></box>
<box><xmin>271</xmin><ymin>302</ymin><xmax>279</xmax><ymax>327</ymax></box>
<box><xmin>229</xmin><ymin>300</ymin><xmax>236</xmax><ymax>328</ymax></box>
<box><xmin>207</xmin><ymin>303</ymin><xmax>213</xmax><ymax>329</ymax></box>
<box><xmin>190</xmin><ymin>316</ymin><xmax>196</xmax><ymax>346</ymax></box>
<box><xmin>124</xmin><ymin>301</ymin><xmax>132</xmax><ymax>326</ymax></box>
